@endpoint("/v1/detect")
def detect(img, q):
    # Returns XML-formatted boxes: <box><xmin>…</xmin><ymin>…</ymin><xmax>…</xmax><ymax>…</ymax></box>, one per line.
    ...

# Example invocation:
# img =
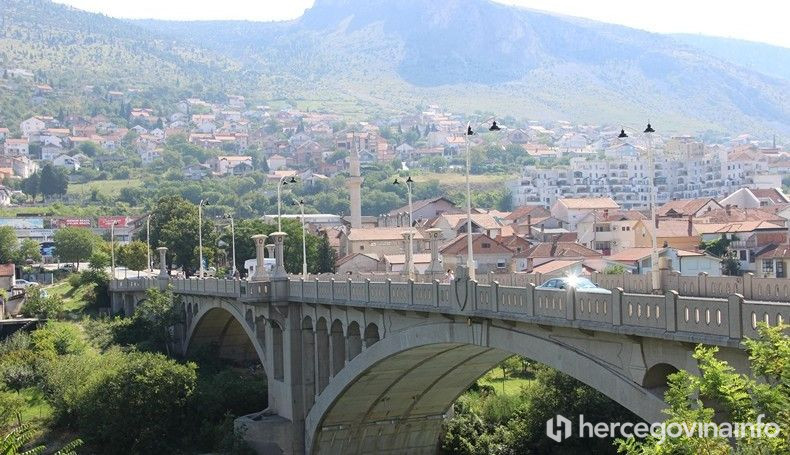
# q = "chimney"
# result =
<box><xmin>526</xmin><ymin>214</ymin><xmax>532</xmax><ymax>236</ymax></box>
<box><xmin>725</xmin><ymin>204</ymin><xmax>731</xmax><ymax>216</ymax></box>
<box><xmin>687</xmin><ymin>215</ymin><xmax>693</xmax><ymax>237</ymax></box>
<box><xmin>655</xmin><ymin>217</ymin><xmax>659</xmax><ymax>229</ymax></box>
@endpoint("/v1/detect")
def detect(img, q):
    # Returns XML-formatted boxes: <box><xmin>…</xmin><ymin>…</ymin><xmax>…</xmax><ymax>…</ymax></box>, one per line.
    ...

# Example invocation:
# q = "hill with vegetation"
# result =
<box><xmin>134</xmin><ymin>0</ymin><xmax>790</xmax><ymax>135</ymax></box>
<box><xmin>0</xmin><ymin>0</ymin><xmax>788</xmax><ymax>136</ymax></box>
<box><xmin>0</xmin><ymin>0</ymin><xmax>254</xmax><ymax>127</ymax></box>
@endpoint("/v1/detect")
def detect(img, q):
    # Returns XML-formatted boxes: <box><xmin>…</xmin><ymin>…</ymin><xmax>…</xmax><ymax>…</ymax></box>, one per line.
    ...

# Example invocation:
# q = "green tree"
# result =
<box><xmin>617</xmin><ymin>323</ymin><xmax>789</xmax><ymax>454</ymax></box>
<box><xmin>53</xmin><ymin>227</ymin><xmax>101</xmax><ymax>270</ymax></box>
<box><xmin>316</xmin><ymin>230</ymin><xmax>337</xmax><ymax>273</ymax></box>
<box><xmin>21</xmin><ymin>173</ymin><xmax>40</xmax><ymax>201</ymax></box>
<box><xmin>699</xmin><ymin>234</ymin><xmax>731</xmax><ymax>258</ymax></box>
<box><xmin>88</xmin><ymin>251</ymin><xmax>110</xmax><ymax>270</ymax></box>
<box><xmin>39</xmin><ymin>163</ymin><xmax>68</xmax><ymax>197</ymax></box>
<box><xmin>118</xmin><ymin>240</ymin><xmax>149</xmax><ymax>271</ymax></box>
<box><xmin>15</xmin><ymin>238</ymin><xmax>42</xmax><ymax>264</ymax></box>
<box><xmin>0</xmin><ymin>226</ymin><xmax>18</xmax><ymax>263</ymax></box>
<box><xmin>605</xmin><ymin>264</ymin><xmax>627</xmax><ymax>274</ymax></box>
<box><xmin>148</xmin><ymin>196</ymin><xmax>215</xmax><ymax>273</ymax></box>
<box><xmin>721</xmin><ymin>250</ymin><xmax>742</xmax><ymax>276</ymax></box>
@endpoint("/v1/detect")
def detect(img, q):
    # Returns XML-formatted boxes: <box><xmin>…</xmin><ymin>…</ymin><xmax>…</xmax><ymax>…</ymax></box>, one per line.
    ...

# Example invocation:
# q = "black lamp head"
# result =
<box><xmin>466</xmin><ymin>126</ymin><xmax>474</xmax><ymax>136</ymax></box>
<box><xmin>489</xmin><ymin>121</ymin><xmax>500</xmax><ymax>131</ymax></box>
<box><xmin>644</xmin><ymin>123</ymin><xmax>655</xmax><ymax>134</ymax></box>
<box><xmin>406</xmin><ymin>176</ymin><xmax>413</xmax><ymax>183</ymax></box>
<box><xmin>618</xmin><ymin>129</ymin><xmax>628</xmax><ymax>138</ymax></box>
<box><xmin>289</xmin><ymin>176</ymin><xmax>297</xmax><ymax>183</ymax></box>
<box><xmin>393</xmin><ymin>178</ymin><xmax>400</xmax><ymax>185</ymax></box>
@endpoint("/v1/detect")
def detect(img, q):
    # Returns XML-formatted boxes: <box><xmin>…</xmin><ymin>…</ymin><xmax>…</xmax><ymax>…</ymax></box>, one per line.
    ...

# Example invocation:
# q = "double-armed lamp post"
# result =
<box><xmin>277</xmin><ymin>175</ymin><xmax>297</xmax><ymax>232</ymax></box>
<box><xmin>293</xmin><ymin>199</ymin><xmax>308</xmax><ymax>279</ymax></box>
<box><xmin>463</xmin><ymin>118</ymin><xmax>501</xmax><ymax>281</ymax></box>
<box><xmin>198</xmin><ymin>199</ymin><xmax>209</xmax><ymax>278</ymax></box>
<box><xmin>618</xmin><ymin>122</ymin><xmax>659</xmax><ymax>291</ymax></box>
<box><xmin>393</xmin><ymin>176</ymin><xmax>415</xmax><ymax>280</ymax></box>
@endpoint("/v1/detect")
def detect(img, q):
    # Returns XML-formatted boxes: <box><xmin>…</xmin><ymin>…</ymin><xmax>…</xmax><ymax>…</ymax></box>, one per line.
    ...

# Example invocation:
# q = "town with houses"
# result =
<box><xmin>0</xmin><ymin>80</ymin><xmax>789</xmax><ymax>291</ymax></box>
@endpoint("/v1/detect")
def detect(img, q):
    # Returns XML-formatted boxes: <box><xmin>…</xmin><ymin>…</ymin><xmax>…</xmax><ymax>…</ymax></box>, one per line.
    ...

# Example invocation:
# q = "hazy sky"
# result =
<box><xmin>54</xmin><ymin>0</ymin><xmax>790</xmax><ymax>48</ymax></box>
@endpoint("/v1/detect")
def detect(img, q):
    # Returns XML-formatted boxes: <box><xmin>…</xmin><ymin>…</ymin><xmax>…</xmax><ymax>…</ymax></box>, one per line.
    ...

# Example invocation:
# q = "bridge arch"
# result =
<box><xmin>184</xmin><ymin>302</ymin><xmax>268</xmax><ymax>378</ymax></box>
<box><xmin>305</xmin><ymin>321</ymin><xmax>667</xmax><ymax>454</ymax></box>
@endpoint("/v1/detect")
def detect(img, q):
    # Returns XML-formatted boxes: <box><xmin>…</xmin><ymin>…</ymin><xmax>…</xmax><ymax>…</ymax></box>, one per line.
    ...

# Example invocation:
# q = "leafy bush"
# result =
<box><xmin>66</xmin><ymin>272</ymin><xmax>82</xmax><ymax>289</ymax></box>
<box><xmin>20</xmin><ymin>288</ymin><xmax>63</xmax><ymax>319</ymax></box>
<box><xmin>30</xmin><ymin>322</ymin><xmax>87</xmax><ymax>358</ymax></box>
<box><xmin>45</xmin><ymin>349</ymin><xmax>197</xmax><ymax>453</ymax></box>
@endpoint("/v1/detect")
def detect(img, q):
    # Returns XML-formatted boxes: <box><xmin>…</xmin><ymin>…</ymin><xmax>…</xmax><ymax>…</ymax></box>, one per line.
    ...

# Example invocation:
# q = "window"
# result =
<box><xmin>359</xmin><ymin>245</ymin><xmax>364</xmax><ymax>251</ymax></box>
<box><xmin>496</xmin><ymin>260</ymin><xmax>506</xmax><ymax>268</ymax></box>
<box><xmin>778</xmin><ymin>261</ymin><xmax>786</xmax><ymax>278</ymax></box>
<box><xmin>763</xmin><ymin>260</ymin><xmax>773</xmax><ymax>273</ymax></box>
<box><xmin>739</xmin><ymin>250</ymin><xmax>747</xmax><ymax>261</ymax></box>
<box><xmin>482</xmin><ymin>242</ymin><xmax>491</xmax><ymax>248</ymax></box>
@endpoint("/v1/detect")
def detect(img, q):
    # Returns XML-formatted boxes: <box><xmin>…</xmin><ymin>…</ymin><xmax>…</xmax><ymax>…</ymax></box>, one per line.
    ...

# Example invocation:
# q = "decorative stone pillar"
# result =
<box><xmin>401</xmin><ymin>231</ymin><xmax>414</xmax><ymax>277</ymax></box>
<box><xmin>264</xmin><ymin>243</ymin><xmax>274</xmax><ymax>259</ymax></box>
<box><xmin>270</xmin><ymin>231</ymin><xmax>288</xmax><ymax>278</ymax></box>
<box><xmin>250</xmin><ymin>234</ymin><xmax>269</xmax><ymax>281</ymax></box>
<box><xmin>157</xmin><ymin>247</ymin><xmax>168</xmax><ymax>277</ymax></box>
<box><xmin>424</xmin><ymin>228</ymin><xmax>444</xmax><ymax>279</ymax></box>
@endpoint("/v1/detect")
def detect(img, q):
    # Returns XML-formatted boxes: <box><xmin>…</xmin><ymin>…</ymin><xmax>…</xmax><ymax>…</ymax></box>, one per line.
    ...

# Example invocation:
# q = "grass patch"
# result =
<box><xmin>45</xmin><ymin>280</ymin><xmax>94</xmax><ymax>313</ymax></box>
<box><xmin>16</xmin><ymin>387</ymin><xmax>53</xmax><ymax>425</ymax></box>
<box><xmin>416</xmin><ymin>172</ymin><xmax>516</xmax><ymax>186</ymax></box>
<box><xmin>478</xmin><ymin>367</ymin><xmax>536</xmax><ymax>397</ymax></box>
<box><xmin>67</xmin><ymin>178</ymin><xmax>143</xmax><ymax>198</ymax></box>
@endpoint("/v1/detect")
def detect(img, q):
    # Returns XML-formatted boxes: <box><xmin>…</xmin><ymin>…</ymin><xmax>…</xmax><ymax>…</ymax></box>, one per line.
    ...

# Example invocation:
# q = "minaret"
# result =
<box><xmin>347</xmin><ymin>132</ymin><xmax>363</xmax><ymax>229</ymax></box>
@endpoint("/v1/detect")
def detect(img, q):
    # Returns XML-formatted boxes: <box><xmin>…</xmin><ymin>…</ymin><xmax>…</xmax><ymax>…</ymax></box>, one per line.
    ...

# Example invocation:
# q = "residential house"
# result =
<box><xmin>3</xmin><ymin>138</ymin><xmax>29</xmax><ymax>156</ymax></box>
<box><xmin>608</xmin><ymin>247</ymin><xmax>722</xmax><ymax>277</ymax></box>
<box><xmin>550</xmin><ymin>197</ymin><xmax>620</xmax><ymax>230</ymax></box>
<box><xmin>0</xmin><ymin>263</ymin><xmax>15</xmax><ymax>289</ymax></box>
<box><xmin>208</xmin><ymin>156</ymin><xmax>254</xmax><ymax>176</ymax></box>
<box><xmin>504</xmin><ymin>205</ymin><xmax>551</xmax><ymax>226</ymax></box>
<box><xmin>52</xmin><ymin>154</ymin><xmax>80</xmax><ymax>171</ymax></box>
<box><xmin>381</xmin><ymin>197</ymin><xmax>460</xmax><ymax>227</ymax></box>
<box><xmin>756</xmin><ymin>244</ymin><xmax>790</xmax><ymax>278</ymax></box>
<box><xmin>531</xmin><ymin>259</ymin><xmax>584</xmax><ymax>278</ymax></box>
<box><xmin>267</xmin><ymin>154</ymin><xmax>287</xmax><ymax>171</ymax></box>
<box><xmin>20</xmin><ymin>116</ymin><xmax>47</xmax><ymax>137</ymax></box>
<box><xmin>0</xmin><ymin>186</ymin><xmax>12</xmax><ymax>206</ymax></box>
<box><xmin>427</xmin><ymin>213</ymin><xmax>504</xmax><ymax>241</ymax></box>
<box><xmin>576</xmin><ymin>210</ymin><xmax>649</xmax><ymax>255</ymax></box>
<box><xmin>496</xmin><ymin>234</ymin><xmax>532</xmax><ymax>271</ymax></box>
<box><xmin>522</xmin><ymin>241</ymin><xmax>602</xmax><ymax>271</ymax></box>
<box><xmin>720</xmin><ymin>187</ymin><xmax>789</xmax><ymax>209</ymax></box>
<box><xmin>0</xmin><ymin>156</ymin><xmax>37</xmax><ymax>178</ymax></box>
<box><xmin>657</xmin><ymin>198</ymin><xmax>722</xmax><ymax>218</ymax></box>
<box><xmin>440</xmin><ymin>233</ymin><xmax>514</xmax><ymax>273</ymax></box>
<box><xmin>183</xmin><ymin>164</ymin><xmax>211</xmax><ymax>180</ymax></box>
<box><xmin>696</xmin><ymin>220</ymin><xmax>786</xmax><ymax>273</ymax></box>
<box><xmin>340</xmin><ymin>228</ymin><xmax>425</xmax><ymax>257</ymax></box>
<box><xmin>336</xmin><ymin>253</ymin><xmax>382</xmax><ymax>275</ymax></box>
<box><xmin>382</xmin><ymin>253</ymin><xmax>432</xmax><ymax>274</ymax></box>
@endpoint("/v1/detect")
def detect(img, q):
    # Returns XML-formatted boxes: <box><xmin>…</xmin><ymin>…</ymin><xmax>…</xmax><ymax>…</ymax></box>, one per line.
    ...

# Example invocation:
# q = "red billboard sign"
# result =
<box><xmin>98</xmin><ymin>216</ymin><xmax>130</xmax><ymax>229</ymax></box>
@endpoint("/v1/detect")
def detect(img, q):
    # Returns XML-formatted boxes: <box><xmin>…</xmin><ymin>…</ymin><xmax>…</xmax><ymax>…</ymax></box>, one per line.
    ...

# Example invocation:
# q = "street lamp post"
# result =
<box><xmin>618</xmin><ymin>123</ymin><xmax>659</xmax><ymax>291</ymax></box>
<box><xmin>393</xmin><ymin>176</ymin><xmax>415</xmax><ymax>280</ymax></box>
<box><xmin>146</xmin><ymin>214</ymin><xmax>151</xmax><ymax>273</ymax></box>
<box><xmin>223</xmin><ymin>214</ymin><xmax>237</xmax><ymax>278</ymax></box>
<box><xmin>110</xmin><ymin>220</ymin><xmax>118</xmax><ymax>278</ymax></box>
<box><xmin>277</xmin><ymin>175</ymin><xmax>297</xmax><ymax>232</ymax></box>
<box><xmin>463</xmin><ymin>118</ymin><xmax>501</xmax><ymax>281</ymax></box>
<box><xmin>293</xmin><ymin>199</ymin><xmax>308</xmax><ymax>278</ymax></box>
<box><xmin>198</xmin><ymin>199</ymin><xmax>209</xmax><ymax>278</ymax></box>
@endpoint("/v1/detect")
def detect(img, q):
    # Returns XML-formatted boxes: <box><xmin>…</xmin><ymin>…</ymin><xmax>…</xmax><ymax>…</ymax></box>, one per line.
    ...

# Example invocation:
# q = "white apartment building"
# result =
<box><xmin>510</xmin><ymin>145</ymin><xmax>760</xmax><ymax>210</ymax></box>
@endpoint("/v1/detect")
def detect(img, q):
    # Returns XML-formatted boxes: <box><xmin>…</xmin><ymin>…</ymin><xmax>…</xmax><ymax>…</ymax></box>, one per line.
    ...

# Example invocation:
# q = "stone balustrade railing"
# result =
<box><xmin>302</xmin><ymin>271</ymin><xmax>790</xmax><ymax>303</ymax></box>
<box><xmin>109</xmin><ymin>275</ymin><xmax>789</xmax><ymax>346</ymax></box>
<box><xmin>287</xmin><ymin>276</ymin><xmax>788</xmax><ymax>345</ymax></box>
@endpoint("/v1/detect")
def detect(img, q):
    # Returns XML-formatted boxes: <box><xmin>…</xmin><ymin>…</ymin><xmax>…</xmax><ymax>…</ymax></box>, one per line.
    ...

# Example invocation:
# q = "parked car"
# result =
<box><xmin>14</xmin><ymin>279</ymin><xmax>37</xmax><ymax>288</ymax></box>
<box><xmin>536</xmin><ymin>276</ymin><xmax>611</xmax><ymax>295</ymax></box>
